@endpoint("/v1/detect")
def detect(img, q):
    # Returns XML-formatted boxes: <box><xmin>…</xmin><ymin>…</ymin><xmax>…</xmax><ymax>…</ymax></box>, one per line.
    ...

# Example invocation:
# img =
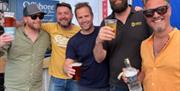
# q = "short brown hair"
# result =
<box><xmin>74</xmin><ymin>2</ymin><xmax>93</xmax><ymax>18</ymax></box>
<box><xmin>56</xmin><ymin>2</ymin><xmax>72</xmax><ymax>12</ymax></box>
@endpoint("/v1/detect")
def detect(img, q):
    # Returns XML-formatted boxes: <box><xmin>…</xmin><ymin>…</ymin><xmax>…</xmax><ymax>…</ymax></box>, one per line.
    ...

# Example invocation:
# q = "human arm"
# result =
<box><xmin>0</xmin><ymin>33</ymin><xmax>12</xmax><ymax>57</ymax></box>
<box><xmin>41</xmin><ymin>23</ymin><xmax>52</xmax><ymax>33</ymax></box>
<box><xmin>93</xmin><ymin>26</ymin><xmax>115</xmax><ymax>63</ymax></box>
<box><xmin>63</xmin><ymin>38</ymin><xmax>77</xmax><ymax>78</ymax></box>
<box><xmin>63</xmin><ymin>58</ymin><xmax>75</xmax><ymax>78</ymax></box>
<box><xmin>0</xmin><ymin>33</ymin><xmax>13</xmax><ymax>48</ymax></box>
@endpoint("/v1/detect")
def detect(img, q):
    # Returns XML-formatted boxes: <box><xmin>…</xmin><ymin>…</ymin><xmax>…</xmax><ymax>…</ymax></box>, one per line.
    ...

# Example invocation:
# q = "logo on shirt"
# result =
<box><xmin>54</xmin><ymin>35</ymin><xmax>70</xmax><ymax>48</ymax></box>
<box><xmin>131</xmin><ymin>22</ymin><xmax>142</xmax><ymax>27</ymax></box>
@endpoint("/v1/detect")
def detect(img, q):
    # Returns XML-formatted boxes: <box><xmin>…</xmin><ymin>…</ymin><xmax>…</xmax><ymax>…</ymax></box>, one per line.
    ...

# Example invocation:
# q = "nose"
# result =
<box><xmin>81</xmin><ymin>17</ymin><xmax>86</xmax><ymax>21</ymax></box>
<box><xmin>60</xmin><ymin>16</ymin><xmax>67</xmax><ymax>20</ymax></box>
<box><xmin>153</xmin><ymin>11</ymin><xmax>160</xmax><ymax>17</ymax></box>
<box><xmin>36</xmin><ymin>17</ymin><xmax>41</xmax><ymax>21</ymax></box>
<box><xmin>61</xmin><ymin>14</ymin><xmax>65</xmax><ymax>17</ymax></box>
<box><xmin>81</xmin><ymin>17</ymin><xmax>88</xmax><ymax>23</ymax></box>
<box><xmin>60</xmin><ymin>13</ymin><xmax>66</xmax><ymax>18</ymax></box>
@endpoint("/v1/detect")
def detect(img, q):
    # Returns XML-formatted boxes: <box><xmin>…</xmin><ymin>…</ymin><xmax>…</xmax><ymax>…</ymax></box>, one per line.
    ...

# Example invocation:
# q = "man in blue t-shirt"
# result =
<box><xmin>63</xmin><ymin>2</ymin><xmax>109</xmax><ymax>91</ymax></box>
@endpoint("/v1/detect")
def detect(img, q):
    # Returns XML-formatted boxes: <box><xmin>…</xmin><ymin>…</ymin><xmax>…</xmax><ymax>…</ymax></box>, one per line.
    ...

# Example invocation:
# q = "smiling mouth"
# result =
<box><xmin>152</xmin><ymin>17</ymin><xmax>164</xmax><ymax>23</ymax></box>
<box><xmin>61</xmin><ymin>19</ymin><xmax>68</xmax><ymax>22</ymax></box>
<box><xmin>82</xmin><ymin>22</ymin><xmax>89</xmax><ymax>25</ymax></box>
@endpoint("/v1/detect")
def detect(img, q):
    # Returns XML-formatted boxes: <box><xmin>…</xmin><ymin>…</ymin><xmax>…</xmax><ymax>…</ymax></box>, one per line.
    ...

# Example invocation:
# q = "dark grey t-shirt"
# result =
<box><xmin>102</xmin><ymin>8</ymin><xmax>152</xmax><ymax>88</ymax></box>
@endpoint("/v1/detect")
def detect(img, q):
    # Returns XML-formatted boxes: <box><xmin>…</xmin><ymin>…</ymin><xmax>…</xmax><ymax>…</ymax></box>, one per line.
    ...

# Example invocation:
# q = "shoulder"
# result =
<box><xmin>40</xmin><ymin>30</ymin><xmax>50</xmax><ymax>40</ymax></box>
<box><xmin>67</xmin><ymin>32</ymin><xmax>81</xmax><ymax>49</ymax></box>
<box><xmin>16</xmin><ymin>26</ymin><xmax>24</xmax><ymax>30</ymax></box>
<box><xmin>175</xmin><ymin>28</ymin><xmax>180</xmax><ymax>33</ymax></box>
<box><xmin>15</xmin><ymin>26</ymin><xmax>24</xmax><ymax>34</ymax></box>
<box><xmin>69</xmin><ymin>31</ymin><xmax>81</xmax><ymax>42</ymax></box>
<box><xmin>94</xmin><ymin>26</ymin><xmax>100</xmax><ymax>34</ymax></box>
<box><xmin>129</xmin><ymin>7</ymin><xmax>146</xmax><ymax>21</ymax></box>
<box><xmin>72</xmin><ymin>24</ymin><xmax>80</xmax><ymax>30</ymax></box>
<box><xmin>41</xmin><ymin>22</ymin><xmax>58</xmax><ymax>32</ymax></box>
<box><xmin>94</xmin><ymin>26</ymin><xmax>100</xmax><ymax>30</ymax></box>
<box><xmin>173</xmin><ymin>28</ymin><xmax>180</xmax><ymax>36</ymax></box>
<box><xmin>131</xmin><ymin>10</ymin><xmax>146</xmax><ymax>21</ymax></box>
<box><xmin>131</xmin><ymin>9</ymin><xmax>152</xmax><ymax>34</ymax></box>
<box><xmin>41</xmin><ymin>30</ymin><xmax>49</xmax><ymax>35</ymax></box>
<box><xmin>141</xmin><ymin>35</ymin><xmax>152</xmax><ymax>47</ymax></box>
<box><xmin>42</xmin><ymin>22</ymin><xmax>57</xmax><ymax>26</ymax></box>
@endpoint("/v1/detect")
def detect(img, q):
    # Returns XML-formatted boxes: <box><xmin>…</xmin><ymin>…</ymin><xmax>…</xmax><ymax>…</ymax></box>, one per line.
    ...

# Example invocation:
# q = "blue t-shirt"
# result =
<box><xmin>66</xmin><ymin>26</ymin><xmax>109</xmax><ymax>88</ymax></box>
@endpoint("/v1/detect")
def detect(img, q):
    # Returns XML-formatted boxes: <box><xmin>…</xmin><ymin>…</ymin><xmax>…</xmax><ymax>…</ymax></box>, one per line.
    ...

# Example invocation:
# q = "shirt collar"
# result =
<box><xmin>20</xmin><ymin>26</ymin><xmax>43</xmax><ymax>38</ymax></box>
<box><xmin>146</xmin><ymin>28</ymin><xmax>177</xmax><ymax>43</ymax></box>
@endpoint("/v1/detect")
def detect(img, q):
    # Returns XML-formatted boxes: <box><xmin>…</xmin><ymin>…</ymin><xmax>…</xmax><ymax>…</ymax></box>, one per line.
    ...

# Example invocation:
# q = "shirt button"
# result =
<box><xmin>153</xmin><ymin>67</ymin><xmax>157</xmax><ymax>70</ymax></box>
<box><xmin>152</xmin><ymin>83</ymin><xmax>155</xmax><ymax>86</ymax></box>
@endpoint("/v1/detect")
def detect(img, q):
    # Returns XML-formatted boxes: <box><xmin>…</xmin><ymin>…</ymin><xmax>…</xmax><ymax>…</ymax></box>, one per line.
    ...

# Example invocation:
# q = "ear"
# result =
<box><xmin>167</xmin><ymin>4</ymin><xmax>171</xmax><ymax>16</ymax></box>
<box><xmin>23</xmin><ymin>17</ymin><xmax>27</xmax><ymax>23</ymax></box>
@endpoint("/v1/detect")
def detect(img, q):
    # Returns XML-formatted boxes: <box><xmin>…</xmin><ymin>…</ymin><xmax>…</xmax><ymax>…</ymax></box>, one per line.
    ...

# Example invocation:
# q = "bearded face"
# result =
<box><xmin>56</xmin><ymin>6</ymin><xmax>73</xmax><ymax>28</ymax></box>
<box><xmin>110</xmin><ymin>0</ymin><xmax>128</xmax><ymax>13</ymax></box>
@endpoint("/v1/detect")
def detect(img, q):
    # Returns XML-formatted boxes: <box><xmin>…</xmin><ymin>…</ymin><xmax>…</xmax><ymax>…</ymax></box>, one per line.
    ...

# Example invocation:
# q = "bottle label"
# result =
<box><xmin>124</xmin><ymin>70</ymin><xmax>137</xmax><ymax>77</ymax></box>
<box><xmin>127</xmin><ymin>75</ymin><xmax>141</xmax><ymax>90</ymax></box>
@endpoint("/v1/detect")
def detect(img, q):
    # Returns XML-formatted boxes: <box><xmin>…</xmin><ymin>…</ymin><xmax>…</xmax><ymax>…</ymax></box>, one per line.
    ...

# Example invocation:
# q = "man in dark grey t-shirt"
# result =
<box><xmin>93</xmin><ymin>0</ymin><xmax>151</xmax><ymax>91</ymax></box>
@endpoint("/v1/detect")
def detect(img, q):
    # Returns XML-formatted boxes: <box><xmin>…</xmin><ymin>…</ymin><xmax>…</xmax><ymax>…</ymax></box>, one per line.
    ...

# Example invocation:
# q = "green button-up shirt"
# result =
<box><xmin>3</xmin><ymin>26</ymin><xmax>50</xmax><ymax>91</ymax></box>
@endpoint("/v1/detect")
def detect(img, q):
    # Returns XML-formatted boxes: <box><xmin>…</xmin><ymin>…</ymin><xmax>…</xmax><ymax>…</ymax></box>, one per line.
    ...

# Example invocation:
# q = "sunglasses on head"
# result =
<box><xmin>30</xmin><ymin>14</ymin><xmax>44</xmax><ymax>20</ymax></box>
<box><xmin>143</xmin><ymin>5</ymin><xmax>168</xmax><ymax>18</ymax></box>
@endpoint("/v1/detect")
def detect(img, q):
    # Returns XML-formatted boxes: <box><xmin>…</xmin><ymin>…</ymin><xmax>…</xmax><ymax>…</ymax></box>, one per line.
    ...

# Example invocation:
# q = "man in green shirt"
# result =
<box><xmin>0</xmin><ymin>4</ymin><xmax>50</xmax><ymax>91</ymax></box>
